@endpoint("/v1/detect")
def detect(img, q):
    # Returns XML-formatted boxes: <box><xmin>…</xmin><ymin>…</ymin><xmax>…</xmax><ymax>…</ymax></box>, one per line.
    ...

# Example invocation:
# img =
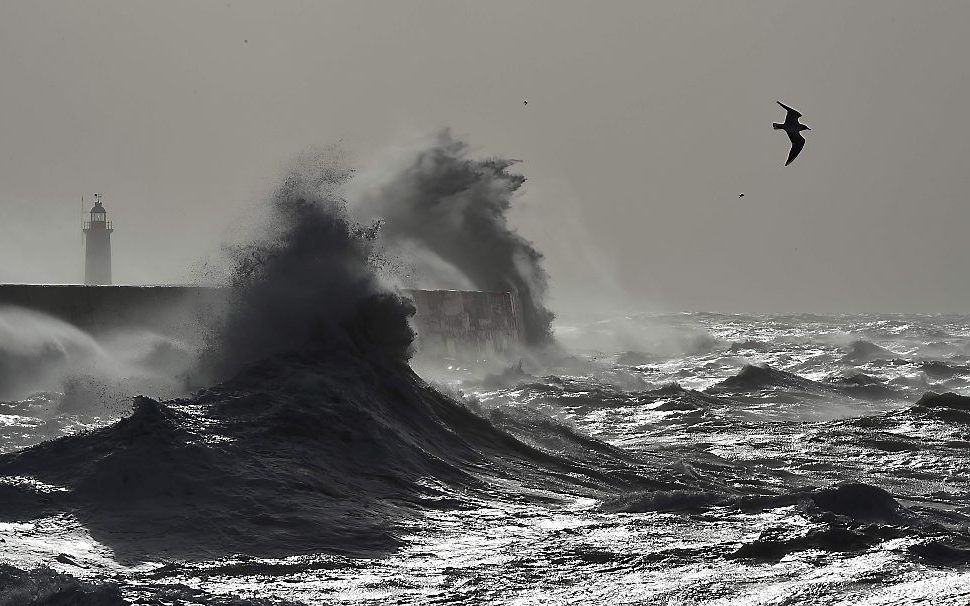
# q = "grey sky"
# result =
<box><xmin>1</xmin><ymin>1</ymin><xmax>969</xmax><ymax>315</ymax></box>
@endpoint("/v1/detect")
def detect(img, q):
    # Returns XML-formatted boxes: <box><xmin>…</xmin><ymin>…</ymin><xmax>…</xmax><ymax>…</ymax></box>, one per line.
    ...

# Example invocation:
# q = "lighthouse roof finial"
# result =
<box><xmin>90</xmin><ymin>195</ymin><xmax>106</xmax><ymax>215</ymax></box>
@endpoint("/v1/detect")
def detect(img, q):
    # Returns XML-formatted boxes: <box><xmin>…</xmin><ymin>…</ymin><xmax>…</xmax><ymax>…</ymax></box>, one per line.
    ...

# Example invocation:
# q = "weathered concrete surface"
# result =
<box><xmin>0</xmin><ymin>284</ymin><xmax>221</xmax><ymax>339</ymax></box>
<box><xmin>0</xmin><ymin>285</ymin><xmax>521</xmax><ymax>356</ymax></box>
<box><xmin>408</xmin><ymin>289</ymin><xmax>521</xmax><ymax>359</ymax></box>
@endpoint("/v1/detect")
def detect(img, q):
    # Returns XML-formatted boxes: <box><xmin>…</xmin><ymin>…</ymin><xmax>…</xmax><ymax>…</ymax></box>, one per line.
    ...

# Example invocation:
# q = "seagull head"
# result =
<box><xmin>800</xmin><ymin>124</ymin><xmax>811</xmax><ymax>131</ymax></box>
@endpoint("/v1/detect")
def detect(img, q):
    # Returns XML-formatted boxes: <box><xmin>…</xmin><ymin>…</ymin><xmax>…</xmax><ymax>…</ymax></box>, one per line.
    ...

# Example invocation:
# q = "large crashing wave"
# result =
<box><xmin>352</xmin><ymin>130</ymin><xmax>555</xmax><ymax>347</ymax></box>
<box><xmin>6</xmin><ymin>144</ymin><xmax>956</xmax><ymax>577</ymax></box>
<box><xmin>192</xmin><ymin>156</ymin><xmax>416</xmax><ymax>384</ymax></box>
<box><xmin>0</xmin><ymin>153</ymin><xmax>655</xmax><ymax>562</ymax></box>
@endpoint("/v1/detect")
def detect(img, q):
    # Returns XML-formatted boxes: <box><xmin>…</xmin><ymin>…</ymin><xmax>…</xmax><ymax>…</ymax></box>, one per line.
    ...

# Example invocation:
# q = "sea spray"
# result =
<box><xmin>0</xmin><ymin>306</ymin><xmax>193</xmax><ymax>411</ymax></box>
<box><xmin>351</xmin><ymin>130</ymin><xmax>556</xmax><ymax>348</ymax></box>
<box><xmin>193</xmin><ymin>152</ymin><xmax>416</xmax><ymax>384</ymax></box>
<box><xmin>0</xmin><ymin>306</ymin><xmax>108</xmax><ymax>400</ymax></box>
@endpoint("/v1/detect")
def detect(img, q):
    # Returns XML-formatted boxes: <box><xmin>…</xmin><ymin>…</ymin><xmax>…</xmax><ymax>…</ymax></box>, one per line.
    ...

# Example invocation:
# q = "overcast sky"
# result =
<box><xmin>1</xmin><ymin>1</ymin><xmax>969</xmax><ymax>315</ymax></box>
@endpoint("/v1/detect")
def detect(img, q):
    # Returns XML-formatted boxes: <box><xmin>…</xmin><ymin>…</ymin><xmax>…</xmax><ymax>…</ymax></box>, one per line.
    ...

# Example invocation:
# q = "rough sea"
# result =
<box><xmin>1</xmin><ymin>311</ymin><xmax>968</xmax><ymax>605</ymax></box>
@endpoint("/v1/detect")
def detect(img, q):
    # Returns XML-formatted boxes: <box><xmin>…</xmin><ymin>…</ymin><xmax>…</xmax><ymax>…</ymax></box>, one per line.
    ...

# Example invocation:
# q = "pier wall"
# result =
<box><xmin>0</xmin><ymin>285</ymin><xmax>520</xmax><ymax>357</ymax></box>
<box><xmin>407</xmin><ymin>289</ymin><xmax>520</xmax><ymax>359</ymax></box>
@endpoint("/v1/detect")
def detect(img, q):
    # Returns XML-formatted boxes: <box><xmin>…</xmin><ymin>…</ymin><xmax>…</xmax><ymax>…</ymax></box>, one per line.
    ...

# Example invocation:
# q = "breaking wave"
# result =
<box><xmin>0</xmin><ymin>151</ymin><xmax>658</xmax><ymax>563</ymax></box>
<box><xmin>351</xmin><ymin>130</ymin><xmax>555</xmax><ymax>348</ymax></box>
<box><xmin>2</xmin><ymin>149</ymin><xmax>970</xmax><ymax>602</ymax></box>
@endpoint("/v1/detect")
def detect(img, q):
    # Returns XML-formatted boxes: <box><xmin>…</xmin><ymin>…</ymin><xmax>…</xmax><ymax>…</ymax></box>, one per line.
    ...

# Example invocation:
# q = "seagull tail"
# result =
<box><xmin>772</xmin><ymin>123</ymin><xmax>784</xmax><ymax>130</ymax></box>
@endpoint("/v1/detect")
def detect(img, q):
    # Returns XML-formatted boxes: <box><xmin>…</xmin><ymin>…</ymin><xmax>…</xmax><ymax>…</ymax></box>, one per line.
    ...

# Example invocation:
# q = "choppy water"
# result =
<box><xmin>2</xmin><ymin>312</ymin><xmax>970</xmax><ymax>605</ymax></box>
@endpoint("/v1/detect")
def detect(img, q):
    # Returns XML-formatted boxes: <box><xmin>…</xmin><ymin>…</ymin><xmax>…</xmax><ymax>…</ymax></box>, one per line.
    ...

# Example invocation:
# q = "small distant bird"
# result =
<box><xmin>738</xmin><ymin>193</ymin><xmax>745</xmax><ymax>198</ymax></box>
<box><xmin>773</xmin><ymin>101</ymin><xmax>810</xmax><ymax>166</ymax></box>
<box><xmin>523</xmin><ymin>100</ymin><xmax>528</xmax><ymax>105</ymax></box>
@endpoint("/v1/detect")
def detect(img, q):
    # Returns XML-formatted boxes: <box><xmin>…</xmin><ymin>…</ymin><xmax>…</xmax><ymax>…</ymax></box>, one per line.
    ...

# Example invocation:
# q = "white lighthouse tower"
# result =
<box><xmin>82</xmin><ymin>193</ymin><xmax>113</xmax><ymax>285</ymax></box>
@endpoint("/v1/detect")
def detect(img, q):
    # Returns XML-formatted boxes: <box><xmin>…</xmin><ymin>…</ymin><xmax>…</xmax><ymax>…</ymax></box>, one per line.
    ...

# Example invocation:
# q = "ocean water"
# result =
<box><xmin>1</xmin><ymin>312</ymin><xmax>969</xmax><ymax>605</ymax></box>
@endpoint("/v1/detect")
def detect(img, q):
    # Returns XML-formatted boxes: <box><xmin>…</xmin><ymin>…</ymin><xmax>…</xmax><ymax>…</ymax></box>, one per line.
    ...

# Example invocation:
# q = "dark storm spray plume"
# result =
<box><xmin>194</xmin><ymin>151</ymin><xmax>415</xmax><ymax>383</ymax></box>
<box><xmin>354</xmin><ymin>130</ymin><xmax>555</xmax><ymax>347</ymax></box>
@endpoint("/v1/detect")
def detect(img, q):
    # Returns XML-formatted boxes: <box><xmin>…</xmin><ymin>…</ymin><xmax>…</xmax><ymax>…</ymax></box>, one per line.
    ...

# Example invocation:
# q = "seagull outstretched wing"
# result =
<box><xmin>777</xmin><ymin>101</ymin><xmax>801</xmax><ymax>118</ymax></box>
<box><xmin>777</xmin><ymin>101</ymin><xmax>804</xmax><ymax>130</ymax></box>
<box><xmin>785</xmin><ymin>131</ymin><xmax>805</xmax><ymax>166</ymax></box>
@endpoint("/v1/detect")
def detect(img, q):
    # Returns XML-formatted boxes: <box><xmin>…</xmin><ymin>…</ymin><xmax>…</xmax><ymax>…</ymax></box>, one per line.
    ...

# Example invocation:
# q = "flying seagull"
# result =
<box><xmin>773</xmin><ymin>101</ymin><xmax>810</xmax><ymax>166</ymax></box>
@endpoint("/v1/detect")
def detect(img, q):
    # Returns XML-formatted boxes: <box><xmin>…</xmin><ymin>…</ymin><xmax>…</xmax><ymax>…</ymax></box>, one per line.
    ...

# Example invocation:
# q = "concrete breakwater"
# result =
<box><xmin>0</xmin><ymin>285</ymin><xmax>521</xmax><ymax>359</ymax></box>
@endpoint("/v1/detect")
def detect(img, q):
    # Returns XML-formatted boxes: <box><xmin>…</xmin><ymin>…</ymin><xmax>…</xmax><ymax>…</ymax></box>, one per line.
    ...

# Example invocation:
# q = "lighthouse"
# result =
<box><xmin>83</xmin><ymin>193</ymin><xmax>113</xmax><ymax>285</ymax></box>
